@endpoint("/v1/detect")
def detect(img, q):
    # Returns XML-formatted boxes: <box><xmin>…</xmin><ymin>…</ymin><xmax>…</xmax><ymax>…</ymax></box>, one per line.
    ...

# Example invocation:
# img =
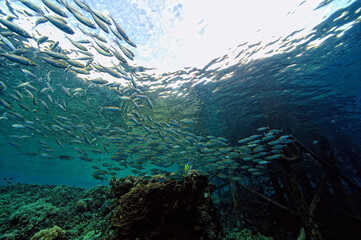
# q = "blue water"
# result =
<box><xmin>0</xmin><ymin>0</ymin><xmax>360</xmax><ymax>189</ymax></box>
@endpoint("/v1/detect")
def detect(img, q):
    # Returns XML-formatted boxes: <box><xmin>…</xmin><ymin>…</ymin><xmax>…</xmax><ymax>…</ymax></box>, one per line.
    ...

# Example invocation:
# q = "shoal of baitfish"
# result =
<box><xmin>0</xmin><ymin>0</ymin><xmax>292</xmax><ymax>183</ymax></box>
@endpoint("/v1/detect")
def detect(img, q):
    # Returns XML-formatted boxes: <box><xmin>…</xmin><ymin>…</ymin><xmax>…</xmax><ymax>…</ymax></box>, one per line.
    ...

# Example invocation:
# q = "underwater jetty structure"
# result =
<box><xmin>212</xmin><ymin>135</ymin><xmax>361</xmax><ymax>240</ymax></box>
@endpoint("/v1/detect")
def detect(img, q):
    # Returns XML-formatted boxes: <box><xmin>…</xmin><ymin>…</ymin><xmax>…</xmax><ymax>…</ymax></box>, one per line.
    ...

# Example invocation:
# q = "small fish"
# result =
<box><xmin>83</xmin><ymin>3</ymin><xmax>111</xmax><ymax>25</ymax></box>
<box><xmin>269</xmin><ymin>129</ymin><xmax>281</xmax><ymax>134</ymax></box>
<box><xmin>0</xmin><ymin>81</ymin><xmax>7</xmax><ymax>91</ymax></box>
<box><xmin>90</xmin><ymin>11</ymin><xmax>109</xmax><ymax>33</ymax></box>
<box><xmin>40</xmin><ymin>100</ymin><xmax>49</xmax><ymax>111</ymax></box>
<box><xmin>247</xmin><ymin>168</ymin><xmax>258</xmax><ymax>173</ymax></box>
<box><xmin>41</xmin><ymin>0</ymin><xmax>68</xmax><ymax>18</ymax></box>
<box><xmin>268</xmin><ymin>139</ymin><xmax>282</xmax><ymax>145</ymax></box>
<box><xmin>89</xmin><ymin>78</ymin><xmax>108</xmax><ymax>84</ymax></box>
<box><xmin>101</xmin><ymin>106</ymin><xmax>122</xmax><ymax>112</ymax></box>
<box><xmin>279</xmin><ymin>135</ymin><xmax>290</xmax><ymax>140</ymax></box>
<box><xmin>22</xmin><ymin>69</ymin><xmax>38</xmax><ymax>80</ymax></box>
<box><xmin>38</xmin><ymin>56</ymin><xmax>68</xmax><ymax>68</ymax></box>
<box><xmin>43</xmin><ymin>15</ymin><xmax>74</xmax><ymax>35</ymax></box>
<box><xmin>0</xmin><ymin>33</ymin><xmax>15</xmax><ymax>51</ymax></box>
<box><xmin>71</xmin><ymin>10</ymin><xmax>96</xmax><ymax>29</ymax></box>
<box><xmin>0</xmin><ymin>18</ymin><xmax>32</xmax><ymax>38</ymax></box>
<box><xmin>33</xmin><ymin>17</ymin><xmax>48</xmax><ymax>29</ymax></box>
<box><xmin>12</xmin><ymin>124</ymin><xmax>25</xmax><ymax>129</ymax></box>
<box><xmin>265</xmin><ymin>154</ymin><xmax>282</xmax><ymax>160</ymax></box>
<box><xmin>257</xmin><ymin>127</ymin><xmax>269</xmax><ymax>131</ymax></box>
<box><xmin>109</xmin><ymin>15</ymin><xmax>129</xmax><ymax>40</ymax></box>
<box><xmin>92</xmin><ymin>43</ymin><xmax>113</xmax><ymax>57</ymax></box>
<box><xmin>36</xmin><ymin>36</ymin><xmax>48</xmax><ymax>46</ymax></box>
<box><xmin>272</xmin><ymin>144</ymin><xmax>284</xmax><ymax>150</ymax></box>
<box><xmin>59</xmin><ymin>155</ymin><xmax>72</xmax><ymax>160</ymax></box>
<box><xmin>18</xmin><ymin>103</ymin><xmax>30</xmax><ymax>111</ymax></box>
<box><xmin>25</xmin><ymin>89</ymin><xmax>34</xmax><ymax>99</ymax></box>
<box><xmin>238</xmin><ymin>138</ymin><xmax>250</xmax><ymax>144</ymax></box>
<box><xmin>0</xmin><ymin>98</ymin><xmax>12</xmax><ymax>109</ymax></box>
<box><xmin>66</xmin><ymin>35</ymin><xmax>87</xmax><ymax>51</ymax></box>
<box><xmin>40</xmin><ymin>50</ymin><xmax>69</xmax><ymax>60</ymax></box>
<box><xmin>0</xmin><ymin>54</ymin><xmax>36</xmax><ymax>66</ymax></box>
<box><xmin>114</xmin><ymin>41</ymin><xmax>134</xmax><ymax>60</ymax></box>
<box><xmin>19</xmin><ymin>0</ymin><xmax>43</xmax><ymax>14</ymax></box>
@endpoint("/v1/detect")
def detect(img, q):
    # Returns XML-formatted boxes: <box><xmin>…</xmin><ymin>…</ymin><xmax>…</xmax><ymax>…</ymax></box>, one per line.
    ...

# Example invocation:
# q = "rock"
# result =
<box><xmin>30</xmin><ymin>226</ymin><xmax>66</xmax><ymax>240</ymax></box>
<box><xmin>110</xmin><ymin>171</ymin><xmax>223</xmax><ymax>239</ymax></box>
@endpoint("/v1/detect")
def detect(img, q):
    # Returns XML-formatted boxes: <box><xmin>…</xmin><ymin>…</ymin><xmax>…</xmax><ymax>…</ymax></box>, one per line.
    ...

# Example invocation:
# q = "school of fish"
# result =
<box><xmin>0</xmin><ymin>0</ymin><xmax>295</xmax><ymax>183</ymax></box>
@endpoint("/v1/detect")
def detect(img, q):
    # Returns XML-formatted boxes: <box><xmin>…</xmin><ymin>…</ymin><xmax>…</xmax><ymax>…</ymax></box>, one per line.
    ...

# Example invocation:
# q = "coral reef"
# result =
<box><xmin>227</xmin><ymin>229</ymin><xmax>273</xmax><ymax>240</ymax></box>
<box><xmin>0</xmin><ymin>184</ymin><xmax>113</xmax><ymax>239</ymax></box>
<box><xmin>30</xmin><ymin>226</ymin><xmax>65</xmax><ymax>240</ymax></box>
<box><xmin>109</xmin><ymin>171</ymin><xmax>223</xmax><ymax>239</ymax></box>
<box><xmin>0</xmin><ymin>233</ymin><xmax>15</xmax><ymax>240</ymax></box>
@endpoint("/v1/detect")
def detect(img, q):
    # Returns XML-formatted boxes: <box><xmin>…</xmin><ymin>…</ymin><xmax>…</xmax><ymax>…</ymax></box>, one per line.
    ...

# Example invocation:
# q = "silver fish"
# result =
<box><xmin>0</xmin><ymin>53</ymin><xmax>36</xmax><ymax>66</ymax></box>
<box><xmin>0</xmin><ymin>18</ymin><xmax>32</xmax><ymax>38</ymax></box>
<box><xmin>43</xmin><ymin>15</ymin><xmax>74</xmax><ymax>35</ymax></box>
<box><xmin>41</xmin><ymin>0</ymin><xmax>68</xmax><ymax>18</ymax></box>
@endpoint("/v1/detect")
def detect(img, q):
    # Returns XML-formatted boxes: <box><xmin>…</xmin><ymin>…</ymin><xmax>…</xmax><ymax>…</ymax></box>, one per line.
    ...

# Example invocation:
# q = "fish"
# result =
<box><xmin>33</xmin><ymin>17</ymin><xmax>48</xmax><ymax>29</ymax></box>
<box><xmin>0</xmin><ymin>98</ymin><xmax>12</xmax><ymax>109</ymax></box>
<box><xmin>109</xmin><ymin>25</ymin><xmax>123</xmax><ymax>41</ymax></box>
<box><xmin>0</xmin><ymin>19</ymin><xmax>32</xmax><ymax>38</ymax></box>
<box><xmin>0</xmin><ymin>81</ymin><xmax>7</xmax><ymax>91</ymax></box>
<box><xmin>40</xmin><ymin>100</ymin><xmax>49</xmax><ymax>111</ymax></box>
<box><xmin>92</xmin><ymin>37</ymin><xmax>109</xmax><ymax>52</ymax></box>
<box><xmin>37</xmin><ymin>56</ymin><xmax>68</xmax><ymax>68</ymax></box>
<box><xmin>40</xmin><ymin>50</ymin><xmax>69</xmax><ymax>60</ymax></box>
<box><xmin>37</xmin><ymin>36</ymin><xmax>49</xmax><ymax>46</ymax></box>
<box><xmin>9</xmin><ymin>94</ymin><xmax>21</xmax><ymax>102</ymax></box>
<box><xmin>114</xmin><ymin>40</ymin><xmax>134</xmax><ymax>60</ymax></box>
<box><xmin>89</xmin><ymin>78</ymin><xmax>108</xmax><ymax>84</ymax></box>
<box><xmin>43</xmin><ymin>15</ymin><xmax>75</xmax><ymax>35</ymax></box>
<box><xmin>109</xmin><ymin>47</ymin><xmax>127</xmax><ymax>63</ymax></box>
<box><xmin>257</xmin><ymin>127</ymin><xmax>269</xmax><ymax>131</ymax></box>
<box><xmin>180</xmin><ymin>119</ymin><xmax>195</xmax><ymax>124</ymax></box>
<box><xmin>77</xmin><ymin>49</ymin><xmax>93</xmax><ymax>56</ymax></box>
<box><xmin>70</xmin><ymin>9</ymin><xmax>96</xmax><ymax>29</ymax></box>
<box><xmin>102</xmin><ymin>66</ymin><xmax>121</xmax><ymax>78</ymax></box>
<box><xmin>59</xmin><ymin>155</ymin><xmax>72</xmax><ymax>160</ymax></box>
<box><xmin>68</xmin><ymin>66</ymin><xmax>89</xmax><ymax>75</ymax></box>
<box><xmin>11</xmin><ymin>48</ymin><xmax>29</xmax><ymax>55</ymax></box>
<box><xmin>18</xmin><ymin>103</ymin><xmax>31</xmax><ymax>111</ymax></box>
<box><xmin>109</xmin><ymin>14</ymin><xmax>129</xmax><ymax>40</ymax></box>
<box><xmin>124</xmin><ymin>38</ymin><xmax>137</xmax><ymax>48</ymax></box>
<box><xmin>90</xmin><ymin>11</ymin><xmax>109</xmax><ymax>33</ymax></box>
<box><xmin>83</xmin><ymin>3</ymin><xmax>111</xmax><ymax>25</ymax></box>
<box><xmin>265</xmin><ymin>154</ymin><xmax>282</xmax><ymax>160</ymax></box>
<box><xmin>279</xmin><ymin>135</ymin><xmax>291</xmax><ymax>140</ymax></box>
<box><xmin>61</xmin><ymin>85</ymin><xmax>71</xmax><ymax>97</ymax></box>
<box><xmin>66</xmin><ymin>35</ymin><xmax>87</xmax><ymax>51</ymax></box>
<box><xmin>62</xmin><ymin>0</ymin><xmax>82</xmax><ymax>15</ymax></box>
<box><xmin>0</xmin><ymin>33</ymin><xmax>15</xmax><ymax>51</ymax></box>
<box><xmin>100</xmin><ymin>106</ymin><xmax>122</xmax><ymax>112</ymax></box>
<box><xmin>66</xmin><ymin>59</ymin><xmax>84</xmax><ymax>68</ymax></box>
<box><xmin>0</xmin><ymin>53</ymin><xmax>36</xmax><ymax>66</ymax></box>
<box><xmin>5</xmin><ymin>0</ymin><xmax>19</xmax><ymax>19</ymax></box>
<box><xmin>41</xmin><ymin>0</ymin><xmax>68</xmax><ymax>18</ymax></box>
<box><xmin>19</xmin><ymin>0</ymin><xmax>44</xmax><ymax>14</ymax></box>
<box><xmin>91</xmin><ymin>43</ymin><xmax>113</xmax><ymax>57</ymax></box>
<box><xmin>73</xmin><ymin>0</ymin><xmax>89</xmax><ymax>11</ymax></box>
